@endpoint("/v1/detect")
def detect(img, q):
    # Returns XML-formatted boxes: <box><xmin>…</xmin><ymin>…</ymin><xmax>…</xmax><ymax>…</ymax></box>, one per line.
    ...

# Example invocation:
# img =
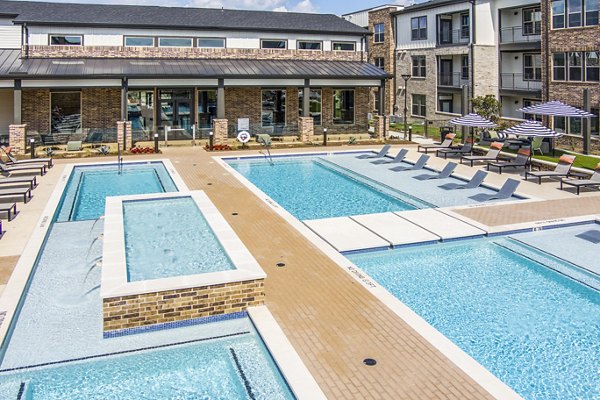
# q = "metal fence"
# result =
<box><xmin>500</xmin><ymin>73</ymin><xmax>542</xmax><ymax>91</ymax></box>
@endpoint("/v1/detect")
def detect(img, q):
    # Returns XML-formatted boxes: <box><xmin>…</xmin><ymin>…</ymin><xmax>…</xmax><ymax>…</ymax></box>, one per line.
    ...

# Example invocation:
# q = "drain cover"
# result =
<box><xmin>207</xmin><ymin>182</ymin><xmax>213</xmax><ymax>185</ymax></box>
<box><xmin>276</xmin><ymin>262</ymin><xmax>286</xmax><ymax>268</ymax></box>
<box><xmin>363</xmin><ymin>358</ymin><xmax>377</xmax><ymax>366</ymax></box>
<box><xmin>232</xmin><ymin>212</ymin><xmax>238</xmax><ymax>216</ymax></box>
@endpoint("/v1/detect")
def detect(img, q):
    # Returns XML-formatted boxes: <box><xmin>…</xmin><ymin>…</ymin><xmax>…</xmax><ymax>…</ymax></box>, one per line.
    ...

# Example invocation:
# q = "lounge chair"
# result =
<box><xmin>371</xmin><ymin>148</ymin><xmax>408</xmax><ymax>164</ymax></box>
<box><xmin>439</xmin><ymin>170</ymin><xmax>488</xmax><ymax>190</ymax></box>
<box><xmin>356</xmin><ymin>144</ymin><xmax>391</xmax><ymax>159</ymax></box>
<box><xmin>0</xmin><ymin>186</ymin><xmax>32</xmax><ymax>203</ymax></box>
<box><xmin>524</xmin><ymin>155</ymin><xmax>575</xmax><ymax>184</ymax></box>
<box><xmin>389</xmin><ymin>154</ymin><xmax>429</xmax><ymax>172</ymax></box>
<box><xmin>460</xmin><ymin>142</ymin><xmax>504</xmax><ymax>167</ymax></box>
<box><xmin>0</xmin><ymin>202</ymin><xmax>17</xmax><ymax>221</ymax></box>
<box><xmin>417</xmin><ymin>133</ymin><xmax>456</xmax><ymax>154</ymax></box>
<box><xmin>486</xmin><ymin>148</ymin><xmax>531</xmax><ymax>174</ymax></box>
<box><xmin>0</xmin><ymin>160</ymin><xmax>46</xmax><ymax>176</ymax></box>
<box><xmin>1</xmin><ymin>146</ymin><xmax>53</xmax><ymax>168</ymax></box>
<box><xmin>560</xmin><ymin>163</ymin><xmax>600</xmax><ymax>195</ymax></box>
<box><xmin>0</xmin><ymin>176</ymin><xmax>37</xmax><ymax>189</ymax></box>
<box><xmin>436</xmin><ymin>142</ymin><xmax>473</xmax><ymax>159</ymax></box>
<box><xmin>469</xmin><ymin>178</ymin><xmax>520</xmax><ymax>202</ymax></box>
<box><xmin>413</xmin><ymin>162</ymin><xmax>457</xmax><ymax>180</ymax></box>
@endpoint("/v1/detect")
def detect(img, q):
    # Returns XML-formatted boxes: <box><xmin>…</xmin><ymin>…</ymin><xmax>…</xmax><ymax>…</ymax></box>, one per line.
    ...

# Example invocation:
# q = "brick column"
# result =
<box><xmin>298</xmin><ymin>117</ymin><xmax>314</xmax><ymax>142</ymax></box>
<box><xmin>117</xmin><ymin>121</ymin><xmax>132</xmax><ymax>151</ymax></box>
<box><xmin>374</xmin><ymin>115</ymin><xmax>388</xmax><ymax>140</ymax></box>
<box><xmin>213</xmin><ymin>119</ymin><xmax>228</xmax><ymax>145</ymax></box>
<box><xmin>9</xmin><ymin>124</ymin><xmax>27</xmax><ymax>155</ymax></box>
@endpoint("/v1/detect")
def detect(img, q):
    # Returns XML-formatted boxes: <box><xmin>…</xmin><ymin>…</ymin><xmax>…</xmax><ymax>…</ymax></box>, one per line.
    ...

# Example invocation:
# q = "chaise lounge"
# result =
<box><xmin>469</xmin><ymin>178</ymin><xmax>520</xmax><ymax>202</ymax></box>
<box><xmin>438</xmin><ymin>170</ymin><xmax>488</xmax><ymax>190</ymax></box>
<box><xmin>0</xmin><ymin>186</ymin><xmax>32</xmax><ymax>203</ymax></box>
<box><xmin>0</xmin><ymin>160</ymin><xmax>46</xmax><ymax>176</ymax></box>
<box><xmin>417</xmin><ymin>133</ymin><xmax>456</xmax><ymax>154</ymax></box>
<box><xmin>0</xmin><ymin>202</ymin><xmax>17</xmax><ymax>221</ymax></box>
<box><xmin>560</xmin><ymin>163</ymin><xmax>600</xmax><ymax>195</ymax></box>
<box><xmin>524</xmin><ymin>154</ymin><xmax>575</xmax><ymax>184</ymax></box>
<box><xmin>486</xmin><ymin>148</ymin><xmax>531</xmax><ymax>174</ymax></box>
<box><xmin>356</xmin><ymin>144</ymin><xmax>391</xmax><ymax>159</ymax></box>
<box><xmin>389</xmin><ymin>154</ymin><xmax>429</xmax><ymax>172</ymax></box>
<box><xmin>460</xmin><ymin>142</ymin><xmax>504</xmax><ymax>167</ymax></box>
<box><xmin>413</xmin><ymin>162</ymin><xmax>457</xmax><ymax>180</ymax></box>
<box><xmin>371</xmin><ymin>148</ymin><xmax>408</xmax><ymax>165</ymax></box>
<box><xmin>1</xmin><ymin>146</ymin><xmax>53</xmax><ymax>168</ymax></box>
<box><xmin>436</xmin><ymin>141</ymin><xmax>473</xmax><ymax>159</ymax></box>
<box><xmin>0</xmin><ymin>176</ymin><xmax>37</xmax><ymax>189</ymax></box>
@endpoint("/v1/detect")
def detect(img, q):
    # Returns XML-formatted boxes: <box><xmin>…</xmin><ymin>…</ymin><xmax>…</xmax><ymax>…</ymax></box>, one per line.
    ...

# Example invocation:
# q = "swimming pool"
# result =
<box><xmin>348</xmin><ymin>237</ymin><xmax>599</xmax><ymax>400</ymax></box>
<box><xmin>124</xmin><ymin>196</ymin><xmax>235</xmax><ymax>282</ymax></box>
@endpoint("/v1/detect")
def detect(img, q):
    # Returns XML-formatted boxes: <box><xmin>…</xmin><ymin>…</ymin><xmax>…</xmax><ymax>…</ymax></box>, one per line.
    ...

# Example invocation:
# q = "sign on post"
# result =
<box><xmin>237</xmin><ymin>130</ymin><xmax>250</xmax><ymax>143</ymax></box>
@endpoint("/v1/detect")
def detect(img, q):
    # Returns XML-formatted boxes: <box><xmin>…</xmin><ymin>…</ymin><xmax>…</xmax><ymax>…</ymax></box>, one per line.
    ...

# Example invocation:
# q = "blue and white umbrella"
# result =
<box><xmin>501</xmin><ymin>120</ymin><xmax>562</xmax><ymax>138</ymax></box>
<box><xmin>449</xmin><ymin>113</ymin><xmax>497</xmax><ymax>127</ymax></box>
<box><xmin>517</xmin><ymin>101</ymin><xmax>595</xmax><ymax>118</ymax></box>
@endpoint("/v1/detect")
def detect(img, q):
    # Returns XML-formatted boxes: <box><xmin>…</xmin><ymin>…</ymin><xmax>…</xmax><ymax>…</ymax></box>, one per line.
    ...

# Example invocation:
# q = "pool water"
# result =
<box><xmin>57</xmin><ymin>163</ymin><xmax>178</xmax><ymax>222</ymax></box>
<box><xmin>348</xmin><ymin>238</ymin><xmax>600</xmax><ymax>400</ymax></box>
<box><xmin>227</xmin><ymin>157</ymin><xmax>421</xmax><ymax>220</ymax></box>
<box><xmin>124</xmin><ymin>196</ymin><xmax>235</xmax><ymax>282</ymax></box>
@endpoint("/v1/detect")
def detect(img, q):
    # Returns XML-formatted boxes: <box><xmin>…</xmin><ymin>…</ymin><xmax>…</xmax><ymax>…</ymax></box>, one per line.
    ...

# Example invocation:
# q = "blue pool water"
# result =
<box><xmin>57</xmin><ymin>162</ymin><xmax>178</xmax><ymax>222</ymax></box>
<box><xmin>124</xmin><ymin>196</ymin><xmax>235</xmax><ymax>282</ymax></box>
<box><xmin>227</xmin><ymin>156</ymin><xmax>423</xmax><ymax>220</ymax></box>
<box><xmin>348</xmin><ymin>238</ymin><xmax>599</xmax><ymax>400</ymax></box>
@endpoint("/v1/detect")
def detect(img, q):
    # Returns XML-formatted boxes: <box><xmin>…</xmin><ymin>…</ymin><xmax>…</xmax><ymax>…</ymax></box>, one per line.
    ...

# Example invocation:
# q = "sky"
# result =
<box><xmin>11</xmin><ymin>0</ymin><xmax>416</xmax><ymax>16</ymax></box>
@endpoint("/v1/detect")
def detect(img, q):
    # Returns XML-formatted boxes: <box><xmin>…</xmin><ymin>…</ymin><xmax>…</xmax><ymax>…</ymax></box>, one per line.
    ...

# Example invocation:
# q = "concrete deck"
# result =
<box><xmin>0</xmin><ymin>143</ymin><xmax>599</xmax><ymax>399</ymax></box>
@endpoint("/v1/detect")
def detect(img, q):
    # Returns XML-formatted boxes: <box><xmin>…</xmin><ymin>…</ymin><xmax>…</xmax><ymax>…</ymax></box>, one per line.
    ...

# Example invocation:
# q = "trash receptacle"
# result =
<box><xmin>440</xmin><ymin>126</ymin><xmax>454</xmax><ymax>142</ymax></box>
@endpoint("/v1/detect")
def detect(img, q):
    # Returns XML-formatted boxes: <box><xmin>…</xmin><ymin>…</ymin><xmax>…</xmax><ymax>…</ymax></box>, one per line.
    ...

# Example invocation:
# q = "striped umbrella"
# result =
<box><xmin>449</xmin><ymin>113</ymin><xmax>497</xmax><ymax>127</ymax></box>
<box><xmin>501</xmin><ymin>120</ymin><xmax>562</xmax><ymax>138</ymax></box>
<box><xmin>517</xmin><ymin>101</ymin><xmax>595</xmax><ymax>117</ymax></box>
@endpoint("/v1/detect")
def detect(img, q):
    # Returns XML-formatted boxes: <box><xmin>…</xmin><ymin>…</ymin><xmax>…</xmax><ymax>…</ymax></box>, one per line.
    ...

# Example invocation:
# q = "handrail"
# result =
<box><xmin>438</xmin><ymin>72</ymin><xmax>469</xmax><ymax>87</ymax></box>
<box><xmin>499</xmin><ymin>26</ymin><xmax>541</xmax><ymax>44</ymax></box>
<box><xmin>500</xmin><ymin>73</ymin><xmax>542</xmax><ymax>91</ymax></box>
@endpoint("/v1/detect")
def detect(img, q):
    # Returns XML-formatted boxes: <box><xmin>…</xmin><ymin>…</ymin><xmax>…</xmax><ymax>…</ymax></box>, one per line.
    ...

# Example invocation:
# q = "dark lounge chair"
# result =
<box><xmin>469</xmin><ymin>178</ymin><xmax>520</xmax><ymax>202</ymax></box>
<box><xmin>413</xmin><ymin>162</ymin><xmax>457</xmax><ymax>180</ymax></box>
<box><xmin>438</xmin><ymin>170</ymin><xmax>488</xmax><ymax>190</ymax></box>
<box><xmin>524</xmin><ymin>155</ymin><xmax>575</xmax><ymax>184</ymax></box>
<box><xmin>560</xmin><ymin>163</ymin><xmax>600</xmax><ymax>195</ymax></box>
<box><xmin>460</xmin><ymin>142</ymin><xmax>504</xmax><ymax>167</ymax></box>
<box><xmin>0</xmin><ymin>186</ymin><xmax>32</xmax><ymax>203</ymax></box>
<box><xmin>371</xmin><ymin>148</ymin><xmax>408</xmax><ymax>164</ymax></box>
<box><xmin>436</xmin><ymin>141</ymin><xmax>473</xmax><ymax>159</ymax></box>
<box><xmin>417</xmin><ymin>133</ymin><xmax>456</xmax><ymax>154</ymax></box>
<box><xmin>389</xmin><ymin>154</ymin><xmax>429</xmax><ymax>172</ymax></box>
<box><xmin>0</xmin><ymin>160</ymin><xmax>46</xmax><ymax>176</ymax></box>
<box><xmin>0</xmin><ymin>176</ymin><xmax>37</xmax><ymax>189</ymax></box>
<box><xmin>356</xmin><ymin>144</ymin><xmax>391</xmax><ymax>159</ymax></box>
<box><xmin>0</xmin><ymin>202</ymin><xmax>17</xmax><ymax>221</ymax></box>
<box><xmin>1</xmin><ymin>146</ymin><xmax>53</xmax><ymax>168</ymax></box>
<box><xmin>486</xmin><ymin>148</ymin><xmax>531</xmax><ymax>174</ymax></box>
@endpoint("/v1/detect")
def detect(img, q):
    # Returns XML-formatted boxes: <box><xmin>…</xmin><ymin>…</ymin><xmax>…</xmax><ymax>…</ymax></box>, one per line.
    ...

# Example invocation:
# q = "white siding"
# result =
<box><xmin>0</xmin><ymin>24</ymin><xmax>21</xmax><ymax>49</ymax></box>
<box><xmin>342</xmin><ymin>10</ymin><xmax>370</xmax><ymax>28</ymax></box>
<box><xmin>0</xmin><ymin>89</ymin><xmax>14</xmax><ymax>134</ymax></box>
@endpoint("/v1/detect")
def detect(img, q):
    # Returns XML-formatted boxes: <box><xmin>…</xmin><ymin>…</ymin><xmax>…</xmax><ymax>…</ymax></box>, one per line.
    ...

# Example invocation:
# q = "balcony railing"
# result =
<box><xmin>499</xmin><ymin>26</ymin><xmax>541</xmax><ymax>44</ymax></box>
<box><xmin>437</xmin><ymin>29</ymin><xmax>470</xmax><ymax>46</ymax></box>
<box><xmin>500</xmin><ymin>73</ymin><xmax>542</xmax><ymax>91</ymax></box>
<box><xmin>438</xmin><ymin>72</ymin><xmax>469</xmax><ymax>87</ymax></box>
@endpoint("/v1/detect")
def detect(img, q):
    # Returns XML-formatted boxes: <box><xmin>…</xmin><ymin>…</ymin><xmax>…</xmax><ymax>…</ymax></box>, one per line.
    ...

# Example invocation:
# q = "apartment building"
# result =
<box><xmin>0</xmin><ymin>0</ymin><xmax>389</xmax><ymax>148</ymax></box>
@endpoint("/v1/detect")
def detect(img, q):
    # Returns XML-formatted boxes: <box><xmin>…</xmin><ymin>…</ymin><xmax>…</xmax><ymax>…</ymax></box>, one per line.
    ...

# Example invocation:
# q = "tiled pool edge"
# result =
<box><xmin>216</xmin><ymin>153</ymin><xmax>524</xmax><ymax>400</ymax></box>
<box><xmin>0</xmin><ymin>159</ymin><xmax>187</xmax><ymax>357</ymax></box>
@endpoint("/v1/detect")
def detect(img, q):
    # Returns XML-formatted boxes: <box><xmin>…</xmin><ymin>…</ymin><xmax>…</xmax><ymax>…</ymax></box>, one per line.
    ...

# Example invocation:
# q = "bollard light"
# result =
<box><xmin>154</xmin><ymin>133</ymin><xmax>159</xmax><ymax>153</ymax></box>
<box><xmin>323</xmin><ymin>127</ymin><xmax>328</xmax><ymax>146</ymax></box>
<box><xmin>209</xmin><ymin>131</ymin><xmax>214</xmax><ymax>151</ymax></box>
<box><xmin>29</xmin><ymin>138</ymin><xmax>35</xmax><ymax>159</ymax></box>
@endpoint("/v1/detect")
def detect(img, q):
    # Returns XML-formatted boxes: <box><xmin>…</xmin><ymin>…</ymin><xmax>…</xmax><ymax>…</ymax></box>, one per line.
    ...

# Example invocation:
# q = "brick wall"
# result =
<box><xmin>320</xmin><ymin>86</ymin><xmax>369</xmax><ymax>134</ymax></box>
<box><xmin>22</xmin><ymin>89</ymin><xmax>49</xmax><ymax>133</ymax></box>
<box><xmin>472</xmin><ymin>45</ymin><xmax>499</xmax><ymax>98</ymax></box>
<box><xmin>25</xmin><ymin>45</ymin><xmax>365</xmax><ymax>62</ymax></box>
<box><xmin>82</xmin><ymin>88</ymin><xmax>121</xmax><ymax>129</ymax></box>
<box><xmin>368</xmin><ymin>7</ymin><xmax>396</xmax><ymax>115</ymax></box>
<box><xmin>103</xmin><ymin>279</ymin><xmax>264</xmax><ymax>332</ymax></box>
<box><xmin>224</xmin><ymin>87</ymin><xmax>261</xmax><ymax>135</ymax></box>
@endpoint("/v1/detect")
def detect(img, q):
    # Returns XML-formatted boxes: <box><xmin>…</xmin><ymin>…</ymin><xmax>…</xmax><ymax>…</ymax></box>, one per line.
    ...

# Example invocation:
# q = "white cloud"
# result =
<box><xmin>291</xmin><ymin>0</ymin><xmax>316</xmax><ymax>13</ymax></box>
<box><xmin>185</xmin><ymin>0</ymin><xmax>287</xmax><ymax>10</ymax></box>
<box><xmin>394</xmin><ymin>0</ymin><xmax>415</xmax><ymax>6</ymax></box>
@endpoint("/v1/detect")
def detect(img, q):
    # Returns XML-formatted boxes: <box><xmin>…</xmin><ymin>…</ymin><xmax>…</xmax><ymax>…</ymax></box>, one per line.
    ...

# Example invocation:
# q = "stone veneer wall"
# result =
<box><xmin>368</xmin><ymin>7</ymin><xmax>397</xmax><ymax>115</ymax></box>
<box><xmin>556</xmin><ymin>136</ymin><xmax>600</xmax><ymax>153</ymax></box>
<box><xmin>472</xmin><ymin>45</ymin><xmax>499</xmax><ymax>98</ymax></box>
<box><xmin>26</xmin><ymin>45</ymin><xmax>365</xmax><ymax>62</ymax></box>
<box><xmin>22</xmin><ymin>89</ymin><xmax>50</xmax><ymax>133</ymax></box>
<box><xmin>82</xmin><ymin>88</ymin><xmax>121</xmax><ymax>129</ymax></box>
<box><xmin>103</xmin><ymin>279</ymin><xmax>265</xmax><ymax>332</ymax></box>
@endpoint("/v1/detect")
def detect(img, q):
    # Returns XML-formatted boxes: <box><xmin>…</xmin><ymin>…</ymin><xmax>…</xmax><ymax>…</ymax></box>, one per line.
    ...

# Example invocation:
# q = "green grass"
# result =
<box><xmin>535</xmin><ymin>150</ymin><xmax>600</xmax><ymax>170</ymax></box>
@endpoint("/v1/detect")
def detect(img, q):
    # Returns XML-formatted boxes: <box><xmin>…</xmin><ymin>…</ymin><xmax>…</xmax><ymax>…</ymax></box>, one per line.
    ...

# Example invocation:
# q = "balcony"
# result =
<box><xmin>500</xmin><ymin>73</ymin><xmax>542</xmax><ymax>92</ymax></box>
<box><xmin>499</xmin><ymin>26</ymin><xmax>541</xmax><ymax>47</ymax></box>
<box><xmin>437</xmin><ymin>29</ymin><xmax>470</xmax><ymax>46</ymax></box>
<box><xmin>438</xmin><ymin>72</ymin><xmax>469</xmax><ymax>88</ymax></box>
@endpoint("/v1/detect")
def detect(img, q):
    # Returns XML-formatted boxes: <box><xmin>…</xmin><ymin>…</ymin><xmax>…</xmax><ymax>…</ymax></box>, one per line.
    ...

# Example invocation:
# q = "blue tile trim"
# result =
<box><xmin>16</xmin><ymin>382</ymin><xmax>25</xmax><ymax>400</ymax></box>
<box><xmin>341</xmin><ymin>245</ymin><xmax>391</xmax><ymax>256</ymax></box>
<box><xmin>229</xmin><ymin>348</ymin><xmax>257</xmax><ymax>400</ymax></box>
<box><xmin>441</xmin><ymin>234</ymin><xmax>485</xmax><ymax>243</ymax></box>
<box><xmin>487</xmin><ymin>220</ymin><xmax>597</xmax><ymax>237</ymax></box>
<box><xmin>391</xmin><ymin>240</ymin><xmax>440</xmax><ymax>249</ymax></box>
<box><xmin>103</xmin><ymin>311</ymin><xmax>248</xmax><ymax>339</ymax></box>
<box><xmin>0</xmin><ymin>329</ymin><xmax>251</xmax><ymax>373</ymax></box>
<box><xmin>222</xmin><ymin>150</ymin><xmax>372</xmax><ymax>162</ymax></box>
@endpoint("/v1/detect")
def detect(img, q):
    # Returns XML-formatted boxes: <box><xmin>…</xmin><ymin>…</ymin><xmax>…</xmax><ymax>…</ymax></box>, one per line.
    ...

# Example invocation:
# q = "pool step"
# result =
<box><xmin>304</xmin><ymin>217</ymin><xmax>390</xmax><ymax>253</ymax></box>
<box><xmin>350</xmin><ymin>213</ymin><xmax>439</xmax><ymax>247</ymax></box>
<box><xmin>395</xmin><ymin>209</ymin><xmax>486</xmax><ymax>240</ymax></box>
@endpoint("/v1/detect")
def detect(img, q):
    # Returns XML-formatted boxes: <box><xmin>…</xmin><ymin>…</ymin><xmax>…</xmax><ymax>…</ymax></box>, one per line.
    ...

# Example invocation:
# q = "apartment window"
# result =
<box><xmin>374</xmin><ymin>57</ymin><xmax>385</xmax><ymax>70</ymax></box>
<box><xmin>297</xmin><ymin>41</ymin><xmax>322</xmax><ymax>50</ymax></box>
<box><xmin>332</xmin><ymin>42</ymin><xmax>355</xmax><ymax>51</ymax></box>
<box><xmin>461</xmin><ymin>55</ymin><xmax>469</xmax><ymax>80</ymax></box>
<box><xmin>553</xmin><ymin>52</ymin><xmax>566</xmax><ymax>80</ymax></box>
<box><xmin>261</xmin><ymin>39</ymin><xmax>287</xmax><ymax>49</ymax></box>
<box><xmin>460</xmin><ymin>13</ymin><xmax>470</xmax><ymax>39</ymax></box>
<box><xmin>298</xmin><ymin>89</ymin><xmax>322</xmax><ymax>125</ymax></box>
<box><xmin>197</xmin><ymin>38</ymin><xmax>225</xmax><ymax>48</ymax></box>
<box><xmin>51</xmin><ymin>91</ymin><xmax>81</xmax><ymax>134</ymax></box>
<box><xmin>412</xmin><ymin>56</ymin><xmax>426</xmax><ymax>77</ymax></box>
<box><xmin>438</xmin><ymin>94</ymin><xmax>453</xmax><ymax>113</ymax></box>
<box><xmin>568</xmin><ymin>0</ymin><xmax>583</xmax><ymax>26</ymax></box>
<box><xmin>124</xmin><ymin>36</ymin><xmax>154</xmax><ymax>47</ymax></box>
<box><xmin>555</xmin><ymin>116</ymin><xmax>567</xmax><ymax>133</ymax></box>
<box><xmin>523</xmin><ymin>7</ymin><xmax>542</xmax><ymax>35</ymax></box>
<box><xmin>411</xmin><ymin>16</ymin><xmax>427</xmax><ymax>40</ymax></box>
<box><xmin>587</xmin><ymin>0</ymin><xmax>599</xmax><ymax>25</ymax></box>
<box><xmin>333</xmin><ymin>89</ymin><xmax>355</xmax><ymax>124</ymax></box>
<box><xmin>49</xmin><ymin>35</ymin><xmax>82</xmax><ymax>46</ymax></box>
<box><xmin>570</xmin><ymin>117</ymin><xmax>582</xmax><ymax>134</ymax></box>
<box><xmin>568</xmin><ymin>52</ymin><xmax>583</xmax><ymax>80</ymax></box>
<box><xmin>374</xmin><ymin>23</ymin><xmax>385</xmax><ymax>43</ymax></box>
<box><xmin>524</xmin><ymin>54</ymin><xmax>542</xmax><ymax>80</ymax></box>
<box><xmin>552</xmin><ymin>0</ymin><xmax>566</xmax><ymax>28</ymax></box>
<box><xmin>523</xmin><ymin>99</ymin><xmax>543</xmax><ymax>121</ymax></box>
<box><xmin>587</xmin><ymin>51</ymin><xmax>599</xmax><ymax>81</ymax></box>
<box><xmin>261</xmin><ymin>89</ymin><xmax>286</xmax><ymax>127</ymax></box>
<box><xmin>158</xmin><ymin>37</ymin><xmax>192</xmax><ymax>47</ymax></box>
<box><xmin>412</xmin><ymin>94</ymin><xmax>426</xmax><ymax>117</ymax></box>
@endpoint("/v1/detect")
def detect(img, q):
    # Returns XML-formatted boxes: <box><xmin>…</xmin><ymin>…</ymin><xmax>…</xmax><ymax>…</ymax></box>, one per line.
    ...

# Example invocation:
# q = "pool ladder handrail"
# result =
<box><xmin>117</xmin><ymin>143</ymin><xmax>123</xmax><ymax>175</ymax></box>
<box><xmin>257</xmin><ymin>136</ymin><xmax>274</xmax><ymax>166</ymax></box>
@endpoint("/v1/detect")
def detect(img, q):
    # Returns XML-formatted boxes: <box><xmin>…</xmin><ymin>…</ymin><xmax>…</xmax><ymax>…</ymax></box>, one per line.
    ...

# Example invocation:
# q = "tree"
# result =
<box><xmin>471</xmin><ymin>95</ymin><xmax>501</xmax><ymax>122</ymax></box>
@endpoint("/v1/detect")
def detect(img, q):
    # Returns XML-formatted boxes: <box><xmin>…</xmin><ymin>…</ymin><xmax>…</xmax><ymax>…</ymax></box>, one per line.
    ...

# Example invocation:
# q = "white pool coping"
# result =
<box><xmin>217</xmin><ymin>151</ymin><xmax>524</xmax><ymax>400</ymax></box>
<box><xmin>101</xmin><ymin>191</ymin><xmax>266</xmax><ymax>298</ymax></box>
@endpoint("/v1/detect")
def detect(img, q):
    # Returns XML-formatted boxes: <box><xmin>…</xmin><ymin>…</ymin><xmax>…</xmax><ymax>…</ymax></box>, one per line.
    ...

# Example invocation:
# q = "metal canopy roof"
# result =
<box><xmin>0</xmin><ymin>50</ymin><xmax>390</xmax><ymax>80</ymax></box>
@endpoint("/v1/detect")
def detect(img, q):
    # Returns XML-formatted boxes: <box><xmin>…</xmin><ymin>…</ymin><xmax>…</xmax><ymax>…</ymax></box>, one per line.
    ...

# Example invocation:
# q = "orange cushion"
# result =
<box><xmin>4</xmin><ymin>146</ymin><xmax>11</xmax><ymax>154</ymax></box>
<box><xmin>595</xmin><ymin>162</ymin><xmax>600</xmax><ymax>171</ymax></box>
<box><xmin>517</xmin><ymin>148</ymin><xmax>531</xmax><ymax>156</ymax></box>
<box><xmin>490</xmin><ymin>142</ymin><xmax>504</xmax><ymax>150</ymax></box>
<box><xmin>446</xmin><ymin>133</ymin><xmax>456</xmax><ymax>140</ymax></box>
<box><xmin>558</xmin><ymin>155</ymin><xmax>575</xmax><ymax>164</ymax></box>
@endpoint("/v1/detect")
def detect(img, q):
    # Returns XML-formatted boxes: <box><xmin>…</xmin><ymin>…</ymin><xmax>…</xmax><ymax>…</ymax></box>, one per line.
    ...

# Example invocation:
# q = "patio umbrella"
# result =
<box><xmin>449</xmin><ymin>113</ymin><xmax>497</xmax><ymax>142</ymax></box>
<box><xmin>501</xmin><ymin>120</ymin><xmax>562</xmax><ymax>138</ymax></box>
<box><xmin>517</xmin><ymin>100</ymin><xmax>595</xmax><ymax>117</ymax></box>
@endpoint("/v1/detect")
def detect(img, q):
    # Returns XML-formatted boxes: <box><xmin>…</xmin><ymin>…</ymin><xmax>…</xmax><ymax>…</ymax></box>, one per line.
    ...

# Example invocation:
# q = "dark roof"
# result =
<box><xmin>0</xmin><ymin>49</ymin><xmax>389</xmax><ymax>80</ymax></box>
<box><xmin>393</xmin><ymin>0</ymin><xmax>468</xmax><ymax>14</ymax></box>
<box><xmin>0</xmin><ymin>0</ymin><xmax>369</xmax><ymax>35</ymax></box>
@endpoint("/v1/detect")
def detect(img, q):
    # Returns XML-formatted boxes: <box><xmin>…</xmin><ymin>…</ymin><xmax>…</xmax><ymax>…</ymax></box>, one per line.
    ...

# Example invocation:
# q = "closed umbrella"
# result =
<box><xmin>449</xmin><ymin>113</ymin><xmax>496</xmax><ymax>142</ymax></box>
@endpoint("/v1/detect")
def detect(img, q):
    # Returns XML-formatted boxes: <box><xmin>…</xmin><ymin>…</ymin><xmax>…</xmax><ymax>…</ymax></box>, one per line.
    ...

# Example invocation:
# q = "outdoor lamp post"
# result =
<box><xmin>209</xmin><ymin>130</ymin><xmax>214</xmax><ymax>151</ymax></box>
<box><xmin>323</xmin><ymin>127</ymin><xmax>328</xmax><ymax>146</ymax></box>
<box><xmin>401</xmin><ymin>74</ymin><xmax>412</xmax><ymax>141</ymax></box>
<box><xmin>153</xmin><ymin>133</ymin><xmax>159</xmax><ymax>154</ymax></box>
<box><xmin>29</xmin><ymin>138</ymin><xmax>35</xmax><ymax>159</ymax></box>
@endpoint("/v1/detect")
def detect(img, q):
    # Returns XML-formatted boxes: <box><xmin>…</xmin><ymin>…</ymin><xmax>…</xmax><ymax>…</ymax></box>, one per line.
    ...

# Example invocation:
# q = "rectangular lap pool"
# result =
<box><xmin>348</xmin><ymin>237</ymin><xmax>599</xmax><ymax>400</ymax></box>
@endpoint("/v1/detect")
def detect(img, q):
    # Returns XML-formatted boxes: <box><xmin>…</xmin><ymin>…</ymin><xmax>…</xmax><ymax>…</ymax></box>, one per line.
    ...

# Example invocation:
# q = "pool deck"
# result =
<box><xmin>1</xmin><ymin>144</ymin><xmax>599</xmax><ymax>399</ymax></box>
